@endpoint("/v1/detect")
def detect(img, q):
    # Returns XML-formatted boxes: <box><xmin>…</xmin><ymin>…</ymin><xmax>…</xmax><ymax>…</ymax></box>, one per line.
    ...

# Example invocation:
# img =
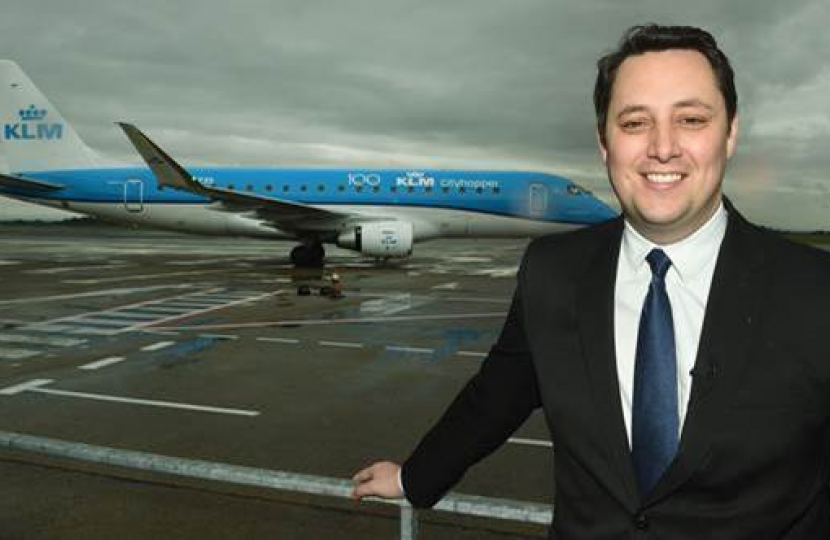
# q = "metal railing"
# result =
<box><xmin>0</xmin><ymin>430</ymin><xmax>552</xmax><ymax>539</ymax></box>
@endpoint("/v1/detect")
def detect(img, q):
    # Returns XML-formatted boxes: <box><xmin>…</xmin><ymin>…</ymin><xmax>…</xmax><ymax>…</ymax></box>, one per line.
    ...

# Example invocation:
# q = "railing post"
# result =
<box><xmin>400</xmin><ymin>501</ymin><xmax>419</xmax><ymax>540</ymax></box>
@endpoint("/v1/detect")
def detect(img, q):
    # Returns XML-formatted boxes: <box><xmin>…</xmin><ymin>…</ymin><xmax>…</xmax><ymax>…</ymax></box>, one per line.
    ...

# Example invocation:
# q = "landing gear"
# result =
<box><xmin>290</xmin><ymin>242</ymin><xmax>325</xmax><ymax>267</ymax></box>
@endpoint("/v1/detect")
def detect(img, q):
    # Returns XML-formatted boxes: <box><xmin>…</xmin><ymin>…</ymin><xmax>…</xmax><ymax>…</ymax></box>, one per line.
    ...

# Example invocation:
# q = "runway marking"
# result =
<box><xmin>0</xmin><ymin>347</ymin><xmax>40</xmax><ymax>360</ymax></box>
<box><xmin>62</xmin><ymin>269</ymin><xmax>227</xmax><ymax>285</ymax></box>
<box><xmin>508</xmin><ymin>437</ymin><xmax>553</xmax><ymax>449</ymax></box>
<box><xmin>199</xmin><ymin>334</ymin><xmax>238</xmax><ymax>341</ymax></box>
<box><xmin>256</xmin><ymin>337</ymin><xmax>300</xmax><ymax>344</ymax></box>
<box><xmin>152</xmin><ymin>312</ymin><xmax>506</xmax><ymax>332</ymax></box>
<box><xmin>30</xmin><ymin>289</ymin><xmax>285</xmax><ymax>335</ymax></box>
<box><xmin>386</xmin><ymin>345</ymin><xmax>434</xmax><ymax>354</ymax></box>
<box><xmin>0</xmin><ymin>259</ymin><xmax>21</xmax><ymax>265</ymax></box>
<box><xmin>319</xmin><ymin>340</ymin><xmax>364</xmax><ymax>349</ymax></box>
<box><xmin>140</xmin><ymin>330</ymin><xmax>181</xmax><ymax>337</ymax></box>
<box><xmin>140</xmin><ymin>341</ymin><xmax>176</xmax><ymax>352</ymax></box>
<box><xmin>0</xmin><ymin>334</ymin><xmax>87</xmax><ymax>347</ymax></box>
<box><xmin>0</xmin><ymin>379</ymin><xmax>53</xmax><ymax>395</ymax></box>
<box><xmin>79</xmin><ymin>357</ymin><xmax>127</xmax><ymax>370</ymax></box>
<box><xmin>26</xmin><ymin>264</ymin><xmax>128</xmax><ymax>275</ymax></box>
<box><xmin>432</xmin><ymin>282</ymin><xmax>459</xmax><ymax>290</ymax></box>
<box><xmin>0</xmin><ymin>285</ymin><xmax>194</xmax><ymax>306</ymax></box>
<box><xmin>456</xmin><ymin>350</ymin><xmax>488</xmax><ymax>358</ymax></box>
<box><xmin>0</xmin><ymin>379</ymin><xmax>259</xmax><ymax>416</ymax></box>
<box><xmin>101</xmin><ymin>311</ymin><xmax>167</xmax><ymax>320</ymax></box>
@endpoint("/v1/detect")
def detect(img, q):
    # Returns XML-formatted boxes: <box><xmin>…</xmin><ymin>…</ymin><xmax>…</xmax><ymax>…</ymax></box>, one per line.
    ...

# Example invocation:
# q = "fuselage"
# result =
<box><xmin>5</xmin><ymin>167</ymin><xmax>617</xmax><ymax>242</ymax></box>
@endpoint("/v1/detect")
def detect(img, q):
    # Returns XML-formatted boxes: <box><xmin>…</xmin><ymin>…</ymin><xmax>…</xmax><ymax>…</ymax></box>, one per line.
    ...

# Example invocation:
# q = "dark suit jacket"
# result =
<box><xmin>401</xmin><ymin>204</ymin><xmax>830</xmax><ymax>539</ymax></box>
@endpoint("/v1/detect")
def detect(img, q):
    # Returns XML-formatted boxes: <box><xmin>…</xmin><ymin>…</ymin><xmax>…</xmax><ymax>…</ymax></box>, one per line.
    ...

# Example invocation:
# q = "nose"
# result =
<box><xmin>647</xmin><ymin>123</ymin><xmax>681</xmax><ymax>162</ymax></box>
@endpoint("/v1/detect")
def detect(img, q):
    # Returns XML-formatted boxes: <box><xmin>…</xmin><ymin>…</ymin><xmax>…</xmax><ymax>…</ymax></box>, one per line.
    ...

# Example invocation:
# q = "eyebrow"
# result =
<box><xmin>616</xmin><ymin>99</ymin><xmax>715</xmax><ymax>119</ymax></box>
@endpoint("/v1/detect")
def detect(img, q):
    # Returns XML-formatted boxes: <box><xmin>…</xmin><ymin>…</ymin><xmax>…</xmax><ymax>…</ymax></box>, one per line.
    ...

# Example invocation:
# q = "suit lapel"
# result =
<box><xmin>577</xmin><ymin>219</ymin><xmax>641</xmax><ymax>510</ymax></box>
<box><xmin>647</xmin><ymin>206</ymin><xmax>768</xmax><ymax>504</ymax></box>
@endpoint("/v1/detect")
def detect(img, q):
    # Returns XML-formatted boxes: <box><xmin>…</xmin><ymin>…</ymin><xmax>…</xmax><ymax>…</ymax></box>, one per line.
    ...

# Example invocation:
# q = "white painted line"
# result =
<box><xmin>62</xmin><ymin>270</ymin><xmax>226</xmax><ymax>285</ymax></box>
<box><xmin>103</xmin><ymin>312</ymin><xmax>166</xmax><ymax>320</ymax></box>
<box><xmin>507</xmin><ymin>437</ymin><xmax>553</xmax><ymax>448</ymax></box>
<box><xmin>256</xmin><ymin>337</ymin><xmax>300</xmax><ymax>344</ymax></box>
<box><xmin>27</xmin><ymin>264</ymin><xmax>128</xmax><ymax>275</ymax></box>
<box><xmin>79</xmin><ymin>357</ymin><xmax>127</xmax><ymax>370</ymax></box>
<box><xmin>65</xmin><ymin>318</ymin><xmax>135</xmax><ymax>327</ymax></box>
<box><xmin>0</xmin><ymin>348</ymin><xmax>40</xmax><ymax>360</ymax></box>
<box><xmin>140</xmin><ymin>330</ymin><xmax>181</xmax><ymax>337</ymax></box>
<box><xmin>1</xmin><ymin>379</ymin><xmax>259</xmax><ymax>416</ymax></box>
<box><xmin>432</xmin><ymin>282</ymin><xmax>459</xmax><ymax>290</ymax></box>
<box><xmin>386</xmin><ymin>346</ymin><xmax>434</xmax><ymax>354</ymax></box>
<box><xmin>199</xmin><ymin>334</ymin><xmax>238</xmax><ymax>341</ymax></box>
<box><xmin>0</xmin><ymin>260</ymin><xmax>21</xmax><ymax>266</ymax></box>
<box><xmin>0</xmin><ymin>285</ymin><xmax>194</xmax><ymax>306</ymax></box>
<box><xmin>63</xmin><ymin>327</ymin><xmax>120</xmax><ymax>336</ymax></box>
<box><xmin>30</xmin><ymin>387</ymin><xmax>260</xmax><ymax>416</ymax></box>
<box><xmin>140</xmin><ymin>341</ymin><xmax>176</xmax><ymax>352</ymax></box>
<box><xmin>0</xmin><ymin>379</ymin><xmax>53</xmax><ymax>395</ymax></box>
<box><xmin>132</xmin><ymin>306</ymin><xmax>197</xmax><ymax>314</ymax></box>
<box><xmin>153</xmin><ymin>312</ymin><xmax>507</xmax><ymax>332</ymax></box>
<box><xmin>21</xmin><ymin>324</ymin><xmax>76</xmax><ymax>333</ymax></box>
<box><xmin>0</xmin><ymin>334</ymin><xmax>87</xmax><ymax>347</ymax></box>
<box><xmin>457</xmin><ymin>351</ymin><xmax>488</xmax><ymax>358</ymax></box>
<box><xmin>319</xmin><ymin>340</ymin><xmax>364</xmax><ymax>349</ymax></box>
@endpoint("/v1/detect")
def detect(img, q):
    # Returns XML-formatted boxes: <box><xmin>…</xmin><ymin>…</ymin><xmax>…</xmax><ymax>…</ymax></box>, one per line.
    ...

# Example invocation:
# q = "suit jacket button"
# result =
<box><xmin>633</xmin><ymin>513</ymin><xmax>649</xmax><ymax>531</ymax></box>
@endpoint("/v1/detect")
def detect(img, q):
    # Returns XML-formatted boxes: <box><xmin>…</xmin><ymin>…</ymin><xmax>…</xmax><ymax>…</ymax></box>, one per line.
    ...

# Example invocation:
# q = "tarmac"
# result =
<box><xmin>0</xmin><ymin>222</ymin><xmax>553</xmax><ymax>540</ymax></box>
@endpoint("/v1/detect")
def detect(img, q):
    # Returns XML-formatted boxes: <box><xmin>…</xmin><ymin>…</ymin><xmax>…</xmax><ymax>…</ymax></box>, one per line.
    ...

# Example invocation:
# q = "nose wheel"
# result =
<box><xmin>290</xmin><ymin>242</ymin><xmax>325</xmax><ymax>267</ymax></box>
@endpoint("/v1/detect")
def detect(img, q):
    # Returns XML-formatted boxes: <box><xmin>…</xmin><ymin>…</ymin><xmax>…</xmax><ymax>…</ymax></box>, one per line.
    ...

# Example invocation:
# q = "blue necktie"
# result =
<box><xmin>631</xmin><ymin>248</ymin><xmax>678</xmax><ymax>496</ymax></box>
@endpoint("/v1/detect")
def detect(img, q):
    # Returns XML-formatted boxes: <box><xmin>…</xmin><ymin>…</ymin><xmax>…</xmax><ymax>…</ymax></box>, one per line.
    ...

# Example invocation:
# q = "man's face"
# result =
<box><xmin>598</xmin><ymin>49</ymin><xmax>738</xmax><ymax>244</ymax></box>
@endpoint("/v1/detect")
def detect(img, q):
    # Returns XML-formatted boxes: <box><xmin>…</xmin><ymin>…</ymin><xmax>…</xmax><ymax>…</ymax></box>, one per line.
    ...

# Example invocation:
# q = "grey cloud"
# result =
<box><xmin>0</xmin><ymin>0</ymin><xmax>828</xmax><ymax>229</ymax></box>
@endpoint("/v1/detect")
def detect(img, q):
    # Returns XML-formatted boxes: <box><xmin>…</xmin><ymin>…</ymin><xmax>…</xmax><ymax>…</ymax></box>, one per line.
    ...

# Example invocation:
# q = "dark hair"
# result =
<box><xmin>594</xmin><ymin>24</ymin><xmax>737</xmax><ymax>140</ymax></box>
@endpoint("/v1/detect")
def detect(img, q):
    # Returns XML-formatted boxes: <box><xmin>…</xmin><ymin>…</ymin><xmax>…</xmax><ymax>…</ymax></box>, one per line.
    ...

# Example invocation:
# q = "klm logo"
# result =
<box><xmin>3</xmin><ymin>105</ymin><xmax>63</xmax><ymax>141</ymax></box>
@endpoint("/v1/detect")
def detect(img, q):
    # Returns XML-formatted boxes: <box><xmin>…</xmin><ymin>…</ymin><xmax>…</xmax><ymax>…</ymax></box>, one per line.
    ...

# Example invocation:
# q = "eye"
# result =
<box><xmin>620</xmin><ymin>118</ymin><xmax>649</xmax><ymax>132</ymax></box>
<box><xmin>678</xmin><ymin>115</ymin><xmax>709</xmax><ymax>128</ymax></box>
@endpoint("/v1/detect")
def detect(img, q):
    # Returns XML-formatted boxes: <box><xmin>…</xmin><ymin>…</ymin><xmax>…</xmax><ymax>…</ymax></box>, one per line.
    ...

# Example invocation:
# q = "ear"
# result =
<box><xmin>596</xmin><ymin>129</ymin><xmax>608</xmax><ymax>163</ymax></box>
<box><xmin>726</xmin><ymin>115</ymin><xmax>739</xmax><ymax>158</ymax></box>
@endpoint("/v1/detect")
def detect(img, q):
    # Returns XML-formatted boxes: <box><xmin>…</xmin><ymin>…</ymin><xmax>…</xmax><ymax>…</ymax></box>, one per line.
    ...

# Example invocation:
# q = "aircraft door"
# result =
<box><xmin>528</xmin><ymin>183</ymin><xmax>548</xmax><ymax>217</ymax></box>
<box><xmin>124</xmin><ymin>179</ymin><xmax>144</xmax><ymax>213</ymax></box>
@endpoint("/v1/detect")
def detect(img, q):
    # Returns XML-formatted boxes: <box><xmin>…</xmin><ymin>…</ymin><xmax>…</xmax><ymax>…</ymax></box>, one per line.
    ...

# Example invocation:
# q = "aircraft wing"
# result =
<box><xmin>0</xmin><ymin>173</ymin><xmax>63</xmax><ymax>192</ymax></box>
<box><xmin>117</xmin><ymin>123</ymin><xmax>351</xmax><ymax>226</ymax></box>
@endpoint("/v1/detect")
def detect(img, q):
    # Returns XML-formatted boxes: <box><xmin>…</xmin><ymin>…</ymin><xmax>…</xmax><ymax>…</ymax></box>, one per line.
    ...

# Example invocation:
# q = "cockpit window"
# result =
<box><xmin>567</xmin><ymin>184</ymin><xmax>592</xmax><ymax>196</ymax></box>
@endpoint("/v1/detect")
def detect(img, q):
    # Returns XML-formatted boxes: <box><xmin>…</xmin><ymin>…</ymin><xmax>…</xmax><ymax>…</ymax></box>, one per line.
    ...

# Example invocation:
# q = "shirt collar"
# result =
<box><xmin>621</xmin><ymin>202</ymin><xmax>728</xmax><ymax>282</ymax></box>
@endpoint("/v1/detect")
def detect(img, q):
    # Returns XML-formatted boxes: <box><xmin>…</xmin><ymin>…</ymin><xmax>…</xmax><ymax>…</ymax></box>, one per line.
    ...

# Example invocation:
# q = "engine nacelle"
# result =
<box><xmin>337</xmin><ymin>221</ymin><xmax>413</xmax><ymax>257</ymax></box>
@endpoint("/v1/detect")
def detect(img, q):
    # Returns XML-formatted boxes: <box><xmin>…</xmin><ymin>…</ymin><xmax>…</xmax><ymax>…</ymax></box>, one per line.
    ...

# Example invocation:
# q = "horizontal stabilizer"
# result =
<box><xmin>0</xmin><ymin>172</ymin><xmax>63</xmax><ymax>192</ymax></box>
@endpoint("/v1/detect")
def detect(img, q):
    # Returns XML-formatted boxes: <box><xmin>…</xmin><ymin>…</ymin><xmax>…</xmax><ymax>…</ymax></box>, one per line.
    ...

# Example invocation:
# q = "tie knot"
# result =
<box><xmin>646</xmin><ymin>248</ymin><xmax>672</xmax><ymax>279</ymax></box>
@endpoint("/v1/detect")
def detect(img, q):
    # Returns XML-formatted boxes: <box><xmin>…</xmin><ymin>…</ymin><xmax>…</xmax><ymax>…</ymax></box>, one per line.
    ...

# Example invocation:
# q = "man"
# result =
<box><xmin>353</xmin><ymin>24</ymin><xmax>830</xmax><ymax>538</ymax></box>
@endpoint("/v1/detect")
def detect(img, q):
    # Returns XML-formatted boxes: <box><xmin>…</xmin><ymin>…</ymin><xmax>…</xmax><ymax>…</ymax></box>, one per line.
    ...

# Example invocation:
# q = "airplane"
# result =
<box><xmin>0</xmin><ymin>60</ymin><xmax>617</xmax><ymax>266</ymax></box>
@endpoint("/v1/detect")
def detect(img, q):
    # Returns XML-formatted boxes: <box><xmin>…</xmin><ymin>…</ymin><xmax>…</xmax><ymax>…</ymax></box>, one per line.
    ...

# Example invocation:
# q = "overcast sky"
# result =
<box><xmin>0</xmin><ymin>0</ymin><xmax>828</xmax><ymax>230</ymax></box>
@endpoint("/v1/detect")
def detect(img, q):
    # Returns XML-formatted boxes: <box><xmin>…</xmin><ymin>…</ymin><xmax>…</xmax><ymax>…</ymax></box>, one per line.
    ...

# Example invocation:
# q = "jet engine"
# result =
<box><xmin>337</xmin><ymin>221</ymin><xmax>413</xmax><ymax>257</ymax></box>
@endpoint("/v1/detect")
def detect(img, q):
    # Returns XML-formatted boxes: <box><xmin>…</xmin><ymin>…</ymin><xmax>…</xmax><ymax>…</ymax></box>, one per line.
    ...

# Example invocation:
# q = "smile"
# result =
<box><xmin>644</xmin><ymin>173</ymin><xmax>684</xmax><ymax>184</ymax></box>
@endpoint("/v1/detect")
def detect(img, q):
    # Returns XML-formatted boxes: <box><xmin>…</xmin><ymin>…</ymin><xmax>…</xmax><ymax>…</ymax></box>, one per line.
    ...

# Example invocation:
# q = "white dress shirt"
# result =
<box><xmin>614</xmin><ymin>204</ymin><xmax>727</xmax><ymax>446</ymax></box>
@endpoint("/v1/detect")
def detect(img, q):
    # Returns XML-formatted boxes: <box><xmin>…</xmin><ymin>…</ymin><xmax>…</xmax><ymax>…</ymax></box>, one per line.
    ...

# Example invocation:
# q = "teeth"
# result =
<box><xmin>645</xmin><ymin>173</ymin><xmax>682</xmax><ymax>183</ymax></box>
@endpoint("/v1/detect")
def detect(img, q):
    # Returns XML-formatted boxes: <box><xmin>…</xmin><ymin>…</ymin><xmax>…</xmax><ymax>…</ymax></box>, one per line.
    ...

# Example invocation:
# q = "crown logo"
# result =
<box><xmin>19</xmin><ymin>104</ymin><xmax>47</xmax><ymax>122</ymax></box>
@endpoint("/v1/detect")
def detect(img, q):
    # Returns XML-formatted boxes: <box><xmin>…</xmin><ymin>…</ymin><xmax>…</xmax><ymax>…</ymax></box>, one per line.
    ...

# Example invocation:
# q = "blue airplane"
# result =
<box><xmin>0</xmin><ymin>60</ymin><xmax>617</xmax><ymax>266</ymax></box>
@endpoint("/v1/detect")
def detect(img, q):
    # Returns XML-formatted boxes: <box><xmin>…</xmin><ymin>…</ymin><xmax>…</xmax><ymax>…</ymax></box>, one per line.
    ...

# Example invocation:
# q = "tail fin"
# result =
<box><xmin>0</xmin><ymin>60</ymin><xmax>103</xmax><ymax>172</ymax></box>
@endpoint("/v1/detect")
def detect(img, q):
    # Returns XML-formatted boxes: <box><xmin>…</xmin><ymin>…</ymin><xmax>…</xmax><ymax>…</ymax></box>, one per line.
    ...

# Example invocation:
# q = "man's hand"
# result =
<box><xmin>351</xmin><ymin>461</ymin><xmax>404</xmax><ymax>501</ymax></box>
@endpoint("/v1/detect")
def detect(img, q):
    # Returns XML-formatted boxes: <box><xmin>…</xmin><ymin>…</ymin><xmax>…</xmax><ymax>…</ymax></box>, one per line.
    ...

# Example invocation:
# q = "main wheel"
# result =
<box><xmin>290</xmin><ymin>243</ymin><xmax>325</xmax><ymax>267</ymax></box>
